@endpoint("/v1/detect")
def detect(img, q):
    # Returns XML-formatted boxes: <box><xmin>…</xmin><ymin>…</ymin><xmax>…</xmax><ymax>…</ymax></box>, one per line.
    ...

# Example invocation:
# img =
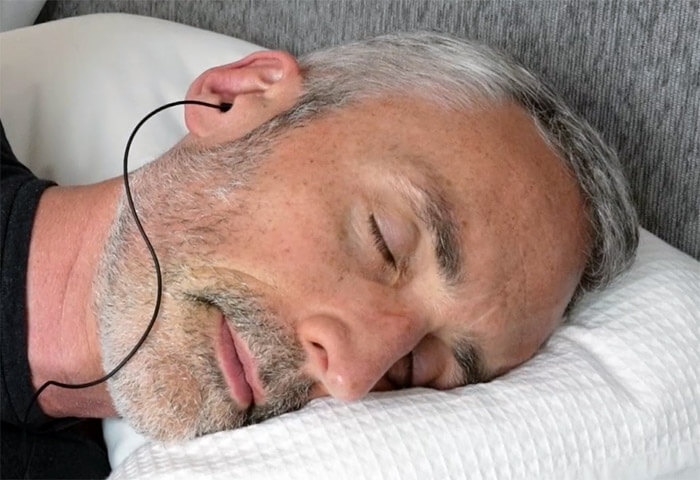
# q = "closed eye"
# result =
<box><xmin>369</xmin><ymin>214</ymin><xmax>396</xmax><ymax>268</ymax></box>
<box><xmin>385</xmin><ymin>351</ymin><xmax>414</xmax><ymax>389</ymax></box>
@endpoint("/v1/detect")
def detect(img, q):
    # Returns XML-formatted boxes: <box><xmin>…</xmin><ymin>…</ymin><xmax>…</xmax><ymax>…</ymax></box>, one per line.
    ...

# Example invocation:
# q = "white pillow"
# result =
<box><xmin>2</xmin><ymin>14</ymin><xmax>698</xmax><ymax>480</ymax></box>
<box><xmin>0</xmin><ymin>13</ymin><xmax>262</xmax><ymax>184</ymax></box>
<box><xmin>0</xmin><ymin>0</ymin><xmax>45</xmax><ymax>33</ymax></box>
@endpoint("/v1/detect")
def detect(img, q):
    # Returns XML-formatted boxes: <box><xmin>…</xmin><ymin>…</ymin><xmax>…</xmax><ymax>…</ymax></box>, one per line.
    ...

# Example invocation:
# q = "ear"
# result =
<box><xmin>184</xmin><ymin>50</ymin><xmax>301</xmax><ymax>140</ymax></box>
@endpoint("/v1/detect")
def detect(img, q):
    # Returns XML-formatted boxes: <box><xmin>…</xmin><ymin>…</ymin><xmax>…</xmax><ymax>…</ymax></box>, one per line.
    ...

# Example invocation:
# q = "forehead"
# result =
<box><xmin>273</xmin><ymin>96</ymin><xmax>554</xmax><ymax>178</ymax></box>
<box><xmin>267</xmin><ymin>96</ymin><xmax>575</xmax><ymax>229</ymax></box>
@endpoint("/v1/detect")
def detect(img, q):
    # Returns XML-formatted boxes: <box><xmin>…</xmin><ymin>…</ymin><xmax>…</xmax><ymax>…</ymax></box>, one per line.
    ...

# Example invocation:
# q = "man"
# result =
<box><xmin>1</xmin><ymin>32</ymin><xmax>638</xmax><ymax>477</ymax></box>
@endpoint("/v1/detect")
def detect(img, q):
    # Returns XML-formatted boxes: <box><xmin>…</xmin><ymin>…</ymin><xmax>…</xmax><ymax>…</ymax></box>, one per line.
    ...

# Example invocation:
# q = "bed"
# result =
<box><xmin>1</xmin><ymin>3</ymin><xmax>698</xmax><ymax>479</ymax></box>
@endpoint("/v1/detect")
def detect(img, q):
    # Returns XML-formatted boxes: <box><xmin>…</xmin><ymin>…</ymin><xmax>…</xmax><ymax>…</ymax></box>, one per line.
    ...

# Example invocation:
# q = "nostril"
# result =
<box><xmin>305</xmin><ymin>340</ymin><xmax>328</xmax><ymax>374</ymax></box>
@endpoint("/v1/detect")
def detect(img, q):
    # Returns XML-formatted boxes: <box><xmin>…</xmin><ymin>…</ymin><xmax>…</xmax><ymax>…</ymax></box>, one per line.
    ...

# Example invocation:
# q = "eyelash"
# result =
<box><xmin>369</xmin><ymin>214</ymin><xmax>396</xmax><ymax>268</ymax></box>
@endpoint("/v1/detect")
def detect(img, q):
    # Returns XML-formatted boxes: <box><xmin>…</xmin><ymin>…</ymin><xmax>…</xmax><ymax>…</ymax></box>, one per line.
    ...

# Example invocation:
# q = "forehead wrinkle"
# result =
<box><xmin>386</xmin><ymin>171</ymin><xmax>464</xmax><ymax>287</ymax></box>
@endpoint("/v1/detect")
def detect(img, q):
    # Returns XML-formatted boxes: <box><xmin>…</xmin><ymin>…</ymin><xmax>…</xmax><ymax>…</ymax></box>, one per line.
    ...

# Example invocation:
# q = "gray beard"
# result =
<box><xmin>94</xmin><ymin>136</ymin><xmax>313</xmax><ymax>441</ymax></box>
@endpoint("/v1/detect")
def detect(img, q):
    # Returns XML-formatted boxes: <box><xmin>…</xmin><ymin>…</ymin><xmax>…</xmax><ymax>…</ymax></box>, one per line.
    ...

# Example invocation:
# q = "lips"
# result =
<box><xmin>216</xmin><ymin>314</ymin><xmax>265</xmax><ymax>408</ymax></box>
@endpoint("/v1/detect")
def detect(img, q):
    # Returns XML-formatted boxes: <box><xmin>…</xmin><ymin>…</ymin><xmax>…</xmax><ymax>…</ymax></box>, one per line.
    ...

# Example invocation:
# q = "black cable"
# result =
<box><xmin>20</xmin><ymin>100</ymin><xmax>231</xmax><ymax>465</ymax></box>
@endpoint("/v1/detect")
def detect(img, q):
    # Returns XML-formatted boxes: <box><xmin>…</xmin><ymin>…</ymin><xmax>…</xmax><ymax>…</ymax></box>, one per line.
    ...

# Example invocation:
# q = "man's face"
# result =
<box><xmin>97</xmin><ymin>94</ymin><xmax>588</xmax><ymax>440</ymax></box>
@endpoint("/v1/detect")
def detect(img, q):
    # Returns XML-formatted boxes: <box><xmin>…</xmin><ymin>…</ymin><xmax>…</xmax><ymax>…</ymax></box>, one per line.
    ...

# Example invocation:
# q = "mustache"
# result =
<box><xmin>189</xmin><ymin>289</ymin><xmax>315</xmax><ymax>426</ymax></box>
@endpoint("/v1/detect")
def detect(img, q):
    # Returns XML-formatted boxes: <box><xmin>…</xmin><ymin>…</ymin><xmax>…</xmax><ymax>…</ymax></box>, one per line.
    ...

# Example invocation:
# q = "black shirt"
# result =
<box><xmin>1</xmin><ymin>121</ymin><xmax>111</xmax><ymax>478</ymax></box>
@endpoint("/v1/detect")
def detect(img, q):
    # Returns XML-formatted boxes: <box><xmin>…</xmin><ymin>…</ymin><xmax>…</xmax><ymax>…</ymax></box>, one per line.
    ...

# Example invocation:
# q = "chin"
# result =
<box><xmin>99</xmin><ymin>299</ymin><xmax>243</xmax><ymax>440</ymax></box>
<box><xmin>105</xmin><ymin>352</ymin><xmax>247</xmax><ymax>441</ymax></box>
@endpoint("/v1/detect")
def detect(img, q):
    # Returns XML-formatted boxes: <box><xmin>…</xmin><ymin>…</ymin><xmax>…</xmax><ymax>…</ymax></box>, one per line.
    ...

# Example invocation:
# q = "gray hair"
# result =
<box><xmin>255</xmin><ymin>31</ymin><xmax>639</xmax><ymax>305</ymax></box>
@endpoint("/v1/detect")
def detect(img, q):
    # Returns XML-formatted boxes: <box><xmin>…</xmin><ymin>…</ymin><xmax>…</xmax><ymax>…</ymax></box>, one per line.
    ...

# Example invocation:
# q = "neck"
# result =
<box><xmin>26</xmin><ymin>177</ymin><xmax>122</xmax><ymax>418</ymax></box>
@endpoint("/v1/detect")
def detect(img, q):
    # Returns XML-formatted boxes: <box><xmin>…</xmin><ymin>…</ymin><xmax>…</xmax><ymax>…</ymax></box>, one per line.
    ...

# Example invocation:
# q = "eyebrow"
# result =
<box><xmin>392</xmin><ymin>176</ymin><xmax>485</xmax><ymax>384</ymax></box>
<box><xmin>399</xmin><ymin>177</ymin><xmax>463</xmax><ymax>285</ymax></box>
<box><xmin>452</xmin><ymin>337</ymin><xmax>486</xmax><ymax>385</ymax></box>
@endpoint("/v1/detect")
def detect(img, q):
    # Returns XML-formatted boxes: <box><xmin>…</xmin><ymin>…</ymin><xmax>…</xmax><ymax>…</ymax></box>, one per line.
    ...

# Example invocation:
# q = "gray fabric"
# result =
<box><xmin>37</xmin><ymin>0</ymin><xmax>700</xmax><ymax>260</ymax></box>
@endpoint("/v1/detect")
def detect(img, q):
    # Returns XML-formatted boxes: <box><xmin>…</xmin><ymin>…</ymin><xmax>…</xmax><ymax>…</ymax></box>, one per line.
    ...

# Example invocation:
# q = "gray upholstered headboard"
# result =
<box><xmin>37</xmin><ymin>0</ymin><xmax>700</xmax><ymax>261</ymax></box>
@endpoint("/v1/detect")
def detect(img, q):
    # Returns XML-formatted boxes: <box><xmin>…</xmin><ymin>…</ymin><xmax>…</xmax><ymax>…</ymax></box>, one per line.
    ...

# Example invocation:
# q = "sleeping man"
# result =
<box><xmin>1</xmin><ymin>32</ymin><xmax>638</xmax><ymax>477</ymax></box>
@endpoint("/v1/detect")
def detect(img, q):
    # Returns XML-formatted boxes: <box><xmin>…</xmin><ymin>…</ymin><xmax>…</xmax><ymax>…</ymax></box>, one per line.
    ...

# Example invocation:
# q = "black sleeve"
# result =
<box><xmin>0</xmin><ymin>121</ymin><xmax>111</xmax><ymax>479</ymax></box>
<box><xmin>1</xmin><ymin>120</ymin><xmax>55</xmax><ymax>427</ymax></box>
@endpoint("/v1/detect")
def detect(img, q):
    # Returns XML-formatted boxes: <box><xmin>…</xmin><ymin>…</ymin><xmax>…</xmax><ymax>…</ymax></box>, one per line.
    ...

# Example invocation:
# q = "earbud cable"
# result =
<box><xmin>20</xmin><ymin>100</ymin><xmax>231</xmax><ymax>449</ymax></box>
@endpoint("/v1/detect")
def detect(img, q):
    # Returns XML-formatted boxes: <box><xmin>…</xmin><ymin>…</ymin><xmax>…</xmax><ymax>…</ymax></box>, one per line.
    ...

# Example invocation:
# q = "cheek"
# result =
<box><xmin>221</xmin><ymin>212</ymin><xmax>346</xmax><ymax>305</ymax></box>
<box><xmin>203</xmin><ymin>152</ymin><xmax>361</xmax><ymax>305</ymax></box>
<box><xmin>488</xmin><ymin>313</ymin><xmax>557</xmax><ymax>374</ymax></box>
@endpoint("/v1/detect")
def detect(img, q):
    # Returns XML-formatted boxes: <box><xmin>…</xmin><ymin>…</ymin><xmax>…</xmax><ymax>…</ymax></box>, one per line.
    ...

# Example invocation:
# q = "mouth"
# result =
<box><xmin>215</xmin><ymin>313</ymin><xmax>266</xmax><ymax>408</ymax></box>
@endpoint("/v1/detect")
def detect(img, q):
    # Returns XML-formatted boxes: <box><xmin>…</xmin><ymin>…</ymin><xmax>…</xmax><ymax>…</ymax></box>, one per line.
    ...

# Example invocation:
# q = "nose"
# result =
<box><xmin>297</xmin><ymin>310</ymin><xmax>425</xmax><ymax>401</ymax></box>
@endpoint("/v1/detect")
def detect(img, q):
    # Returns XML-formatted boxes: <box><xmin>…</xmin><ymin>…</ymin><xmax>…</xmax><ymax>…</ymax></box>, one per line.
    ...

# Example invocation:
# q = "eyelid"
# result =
<box><xmin>386</xmin><ymin>351</ymin><xmax>414</xmax><ymax>389</ymax></box>
<box><xmin>410</xmin><ymin>335</ymin><xmax>466</xmax><ymax>389</ymax></box>
<box><xmin>369</xmin><ymin>214</ymin><xmax>396</xmax><ymax>267</ymax></box>
<box><xmin>373</xmin><ymin>213</ymin><xmax>419</xmax><ymax>264</ymax></box>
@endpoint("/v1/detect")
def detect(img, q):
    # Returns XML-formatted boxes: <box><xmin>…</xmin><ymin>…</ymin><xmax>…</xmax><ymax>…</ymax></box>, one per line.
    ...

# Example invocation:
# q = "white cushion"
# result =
<box><xmin>0</xmin><ymin>13</ymin><xmax>261</xmax><ymax>185</ymax></box>
<box><xmin>0</xmin><ymin>0</ymin><xmax>45</xmax><ymax>33</ymax></box>
<box><xmin>1</xmin><ymin>13</ymin><xmax>698</xmax><ymax>480</ymax></box>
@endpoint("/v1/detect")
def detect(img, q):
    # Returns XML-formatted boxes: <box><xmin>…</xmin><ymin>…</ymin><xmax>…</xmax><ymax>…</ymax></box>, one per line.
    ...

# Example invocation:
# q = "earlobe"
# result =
<box><xmin>184</xmin><ymin>50</ymin><xmax>301</xmax><ymax>140</ymax></box>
